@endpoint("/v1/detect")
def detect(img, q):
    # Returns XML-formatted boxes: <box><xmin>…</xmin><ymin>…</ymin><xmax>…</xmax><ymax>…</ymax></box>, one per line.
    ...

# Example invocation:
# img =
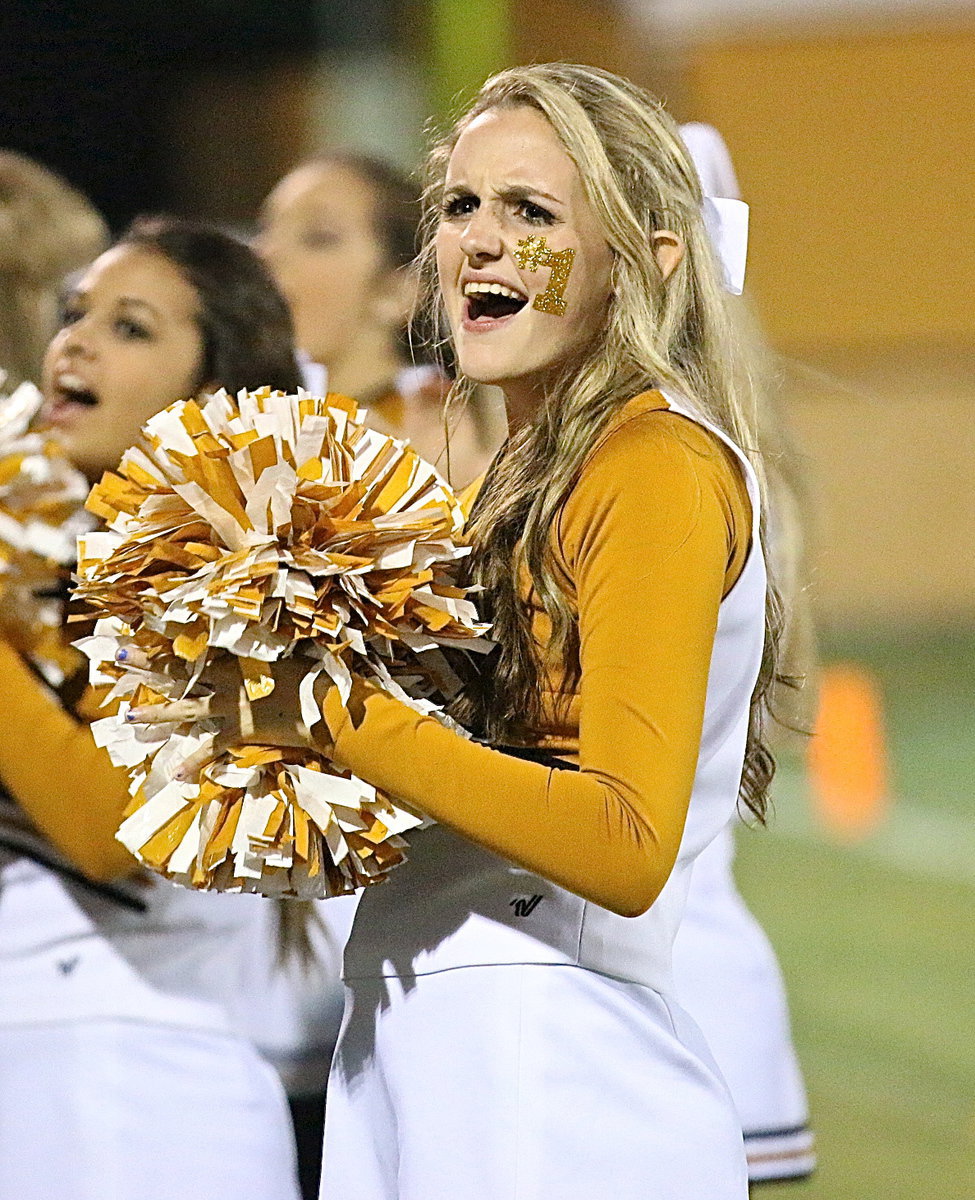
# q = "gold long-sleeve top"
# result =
<box><xmin>318</xmin><ymin>391</ymin><xmax>753</xmax><ymax>918</ymax></box>
<box><xmin>0</xmin><ymin>640</ymin><xmax>135</xmax><ymax>881</ymax></box>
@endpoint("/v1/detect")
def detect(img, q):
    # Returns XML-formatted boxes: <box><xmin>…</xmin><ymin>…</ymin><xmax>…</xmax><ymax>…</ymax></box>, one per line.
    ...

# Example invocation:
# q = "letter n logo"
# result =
<box><xmin>509</xmin><ymin>894</ymin><xmax>544</xmax><ymax>918</ymax></box>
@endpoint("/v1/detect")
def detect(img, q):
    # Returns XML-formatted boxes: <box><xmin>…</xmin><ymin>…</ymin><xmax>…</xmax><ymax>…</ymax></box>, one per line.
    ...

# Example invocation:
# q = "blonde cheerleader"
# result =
<box><xmin>135</xmin><ymin>65</ymin><xmax>786</xmax><ymax>1199</ymax></box>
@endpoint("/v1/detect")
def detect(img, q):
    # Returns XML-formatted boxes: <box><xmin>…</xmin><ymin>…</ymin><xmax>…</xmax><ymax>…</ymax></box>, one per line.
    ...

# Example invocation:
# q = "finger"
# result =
<box><xmin>173</xmin><ymin>731</ymin><xmax>234</xmax><ymax>783</ymax></box>
<box><xmin>115</xmin><ymin>646</ymin><xmax>151</xmax><ymax>670</ymax></box>
<box><xmin>127</xmin><ymin>695</ymin><xmax>218</xmax><ymax>724</ymax></box>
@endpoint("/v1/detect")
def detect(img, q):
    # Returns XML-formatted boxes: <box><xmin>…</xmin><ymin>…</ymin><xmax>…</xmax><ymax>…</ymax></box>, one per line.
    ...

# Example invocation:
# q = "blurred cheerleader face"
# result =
<box><xmin>256</xmin><ymin>162</ymin><xmax>408</xmax><ymax>371</ymax></box>
<box><xmin>40</xmin><ymin>245</ymin><xmax>206</xmax><ymax>481</ymax></box>
<box><xmin>435</xmin><ymin>104</ymin><xmax>615</xmax><ymax>420</ymax></box>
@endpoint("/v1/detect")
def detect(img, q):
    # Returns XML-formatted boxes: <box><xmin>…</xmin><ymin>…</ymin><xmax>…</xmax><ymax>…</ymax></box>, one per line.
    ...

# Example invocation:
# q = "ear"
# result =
<box><xmin>651</xmin><ymin>230</ymin><xmax>685</xmax><ymax>282</ymax></box>
<box><xmin>372</xmin><ymin>263</ymin><xmax>420</xmax><ymax>329</ymax></box>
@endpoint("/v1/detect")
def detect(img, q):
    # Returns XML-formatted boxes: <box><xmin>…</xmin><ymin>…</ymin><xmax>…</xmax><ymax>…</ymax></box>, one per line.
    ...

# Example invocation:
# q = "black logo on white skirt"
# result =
<box><xmin>509</xmin><ymin>894</ymin><xmax>544</xmax><ymax>918</ymax></box>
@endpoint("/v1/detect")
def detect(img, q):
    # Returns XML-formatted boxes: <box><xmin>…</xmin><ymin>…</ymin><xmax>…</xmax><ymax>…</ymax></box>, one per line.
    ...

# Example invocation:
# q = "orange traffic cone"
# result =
<box><xmin>808</xmin><ymin>662</ymin><xmax>890</xmax><ymax>841</ymax></box>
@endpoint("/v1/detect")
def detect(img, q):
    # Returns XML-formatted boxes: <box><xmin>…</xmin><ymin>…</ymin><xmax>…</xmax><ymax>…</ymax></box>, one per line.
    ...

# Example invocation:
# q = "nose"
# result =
<box><xmin>60</xmin><ymin>316</ymin><xmax>96</xmax><ymax>360</ymax></box>
<box><xmin>459</xmin><ymin>207</ymin><xmax>504</xmax><ymax>265</ymax></box>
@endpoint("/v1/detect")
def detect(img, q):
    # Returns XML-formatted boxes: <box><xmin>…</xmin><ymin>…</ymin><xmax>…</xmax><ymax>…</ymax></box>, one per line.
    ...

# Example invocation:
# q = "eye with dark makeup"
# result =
<box><xmin>517</xmin><ymin>200</ymin><xmax>555</xmax><ymax>226</ymax></box>
<box><xmin>441</xmin><ymin>192</ymin><xmax>478</xmax><ymax>219</ymax></box>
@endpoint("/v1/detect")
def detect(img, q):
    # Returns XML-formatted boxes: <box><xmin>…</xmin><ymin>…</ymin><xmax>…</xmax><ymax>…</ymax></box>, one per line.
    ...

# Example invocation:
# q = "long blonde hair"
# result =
<box><xmin>416</xmin><ymin>63</ymin><xmax>782</xmax><ymax>820</ymax></box>
<box><xmin>0</xmin><ymin>152</ymin><xmax>108</xmax><ymax>387</ymax></box>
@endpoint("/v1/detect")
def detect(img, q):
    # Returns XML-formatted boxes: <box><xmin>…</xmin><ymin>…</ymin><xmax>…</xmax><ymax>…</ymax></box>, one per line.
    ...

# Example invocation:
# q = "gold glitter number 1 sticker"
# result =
<box><xmin>514</xmin><ymin>236</ymin><xmax>576</xmax><ymax>316</ymax></box>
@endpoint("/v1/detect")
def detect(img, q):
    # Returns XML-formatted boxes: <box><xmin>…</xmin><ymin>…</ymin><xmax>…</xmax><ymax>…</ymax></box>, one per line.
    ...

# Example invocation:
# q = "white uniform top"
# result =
<box><xmin>0</xmin><ymin>855</ymin><xmax>270</xmax><ymax>1032</ymax></box>
<box><xmin>342</xmin><ymin>393</ymin><xmax>767</xmax><ymax>994</ymax></box>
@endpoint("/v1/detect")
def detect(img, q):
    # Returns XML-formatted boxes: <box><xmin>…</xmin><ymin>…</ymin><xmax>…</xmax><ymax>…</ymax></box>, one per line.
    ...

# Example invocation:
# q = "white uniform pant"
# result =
<box><xmin>321</xmin><ymin>963</ymin><xmax>748</xmax><ymax>1200</ymax></box>
<box><xmin>0</xmin><ymin>1020</ymin><xmax>301</xmax><ymax>1200</ymax></box>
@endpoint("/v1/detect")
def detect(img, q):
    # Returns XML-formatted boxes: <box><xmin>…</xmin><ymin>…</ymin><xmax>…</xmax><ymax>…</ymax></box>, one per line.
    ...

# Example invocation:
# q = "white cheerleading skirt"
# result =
<box><xmin>321</xmin><ymin>961</ymin><xmax>748</xmax><ymax>1200</ymax></box>
<box><xmin>227</xmin><ymin>894</ymin><xmax>359</xmax><ymax>1098</ymax></box>
<box><xmin>673</xmin><ymin>828</ymin><xmax>815</xmax><ymax>1183</ymax></box>
<box><xmin>0</xmin><ymin>1020</ymin><xmax>302</xmax><ymax>1200</ymax></box>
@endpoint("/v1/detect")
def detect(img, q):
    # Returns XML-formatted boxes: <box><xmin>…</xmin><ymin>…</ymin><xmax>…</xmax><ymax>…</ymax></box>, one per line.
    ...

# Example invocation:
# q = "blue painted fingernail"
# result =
<box><xmin>125</xmin><ymin>710</ymin><xmax>138</xmax><ymax>722</ymax></box>
<box><xmin>117</xmin><ymin>649</ymin><xmax>128</xmax><ymax>662</ymax></box>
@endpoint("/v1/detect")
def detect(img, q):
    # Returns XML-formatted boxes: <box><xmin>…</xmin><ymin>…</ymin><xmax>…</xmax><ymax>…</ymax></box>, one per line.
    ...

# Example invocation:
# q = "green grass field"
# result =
<box><xmin>732</xmin><ymin>624</ymin><xmax>975</xmax><ymax>1199</ymax></box>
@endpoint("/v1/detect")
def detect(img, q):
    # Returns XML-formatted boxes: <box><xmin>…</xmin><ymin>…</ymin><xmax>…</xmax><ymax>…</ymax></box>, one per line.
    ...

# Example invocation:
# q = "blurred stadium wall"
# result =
<box><xmin>512</xmin><ymin>0</ymin><xmax>975</xmax><ymax>628</ymax></box>
<box><xmin>681</xmin><ymin>20</ymin><xmax>975</xmax><ymax>627</ymax></box>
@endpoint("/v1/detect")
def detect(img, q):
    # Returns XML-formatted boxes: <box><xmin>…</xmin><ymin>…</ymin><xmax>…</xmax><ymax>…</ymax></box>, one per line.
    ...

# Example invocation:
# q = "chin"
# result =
<box><xmin>456</xmin><ymin>361</ymin><xmax>503</xmax><ymax>387</ymax></box>
<box><xmin>455</xmin><ymin>345</ymin><xmax>526</xmax><ymax>388</ymax></box>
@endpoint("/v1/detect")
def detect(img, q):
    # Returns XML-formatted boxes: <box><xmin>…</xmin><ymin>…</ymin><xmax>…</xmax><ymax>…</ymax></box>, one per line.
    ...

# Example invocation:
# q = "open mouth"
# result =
<box><xmin>54</xmin><ymin>373</ymin><xmax>99</xmax><ymax>409</ymax></box>
<box><xmin>43</xmin><ymin>373</ymin><xmax>100</xmax><ymax>426</ymax></box>
<box><xmin>463</xmin><ymin>281</ymin><xmax>528</xmax><ymax>324</ymax></box>
<box><xmin>57</xmin><ymin>386</ymin><xmax>99</xmax><ymax>407</ymax></box>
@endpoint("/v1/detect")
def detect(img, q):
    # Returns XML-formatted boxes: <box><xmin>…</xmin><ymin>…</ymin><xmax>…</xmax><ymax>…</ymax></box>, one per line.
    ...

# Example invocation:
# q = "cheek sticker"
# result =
<box><xmin>514</xmin><ymin>236</ymin><xmax>576</xmax><ymax>317</ymax></box>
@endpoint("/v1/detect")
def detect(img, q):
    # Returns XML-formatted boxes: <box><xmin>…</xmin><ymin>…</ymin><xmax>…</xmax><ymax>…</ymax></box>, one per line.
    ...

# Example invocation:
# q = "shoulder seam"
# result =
<box><xmin>578</xmin><ymin>406</ymin><xmax>719</xmax><ymax>480</ymax></box>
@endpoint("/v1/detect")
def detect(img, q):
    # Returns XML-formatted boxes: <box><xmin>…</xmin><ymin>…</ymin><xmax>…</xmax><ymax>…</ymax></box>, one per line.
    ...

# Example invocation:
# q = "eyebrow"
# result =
<box><xmin>497</xmin><ymin>184</ymin><xmax>563</xmax><ymax>206</ymax></box>
<box><xmin>443</xmin><ymin>181</ymin><xmax>564</xmax><ymax>206</ymax></box>
<box><xmin>62</xmin><ymin>289</ymin><xmax>160</xmax><ymax>319</ymax></box>
<box><xmin>115</xmin><ymin>297</ymin><xmax>159</xmax><ymax>317</ymax></box>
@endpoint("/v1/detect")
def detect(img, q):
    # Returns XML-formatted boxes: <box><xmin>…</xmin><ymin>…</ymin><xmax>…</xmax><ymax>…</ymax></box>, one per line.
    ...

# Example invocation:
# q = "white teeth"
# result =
<box><xmin>463</xmin><ymin>281</ymin><xmax>525</xmax><ymax>301</ymax></box>
<box><xmin>57</xmin><ymin>372</ymin><xmax>89</xmax><ymax>391</ymax></box>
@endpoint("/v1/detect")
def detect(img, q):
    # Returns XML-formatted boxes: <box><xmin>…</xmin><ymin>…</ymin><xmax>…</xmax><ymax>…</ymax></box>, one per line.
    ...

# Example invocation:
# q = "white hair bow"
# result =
<box><xmin>679</xmin><ymin>122</ymin><xmax>749</xmax><ymax>296</ymax></box>
<box><xmin>701</xmin><ymin>196</ymin><xmax>749</xmax><ymax>296</ymax></box>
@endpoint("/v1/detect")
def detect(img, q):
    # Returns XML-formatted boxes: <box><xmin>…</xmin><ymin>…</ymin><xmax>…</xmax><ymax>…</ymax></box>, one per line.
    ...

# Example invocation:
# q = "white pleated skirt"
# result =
<box><xmin>321</xmin><ymin>962</ymin><xmax>748</xmax><ymax>1200</ymax></box>
<box><xmin>673</xmin><ymin>832</ymin><xmax>815</xmax><ymax>1182</ymax></box>
<box><xmin>0</xmin><ymin>1020</ymin><xmax>301</xmax><ymax>1200</ymax></box>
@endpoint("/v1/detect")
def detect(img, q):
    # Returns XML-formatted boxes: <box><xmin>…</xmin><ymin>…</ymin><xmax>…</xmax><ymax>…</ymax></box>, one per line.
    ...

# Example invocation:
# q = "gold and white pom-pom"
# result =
<box><xmin>74</xmin><ymin>389</ymin><xmax>490</xmax><ymax>899</ymax></box>
<box><xmin>0</xmin><ymin>379</ymin><xmax>91</xmax><ymax>684</ymax></box>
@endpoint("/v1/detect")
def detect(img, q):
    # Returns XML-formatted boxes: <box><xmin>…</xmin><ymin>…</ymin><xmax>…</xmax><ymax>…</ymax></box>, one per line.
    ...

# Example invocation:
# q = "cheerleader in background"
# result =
<box><xmin>0</xmin><ymin>151</ymin><xmax>108</xmax><ymax>388</ymax></box>
<box><xmin>255</xmin><ymin>152</ymin><xmax>497</xmax><ymax>1200</ymax></box>
<box><xmin>136</xmin><ymin>64</ymin><xmax>792</xmax><ymax>1199</ymax></box>
<box><xmin>0</xmin><ymin>215</ymin><xmax>304</xmax><ymax>1200</ymax></box>
<box><xmin>672</xmin><ymin>122</ymin><xmax>816</xmax><ymax>1187</ymax></box>
<box><xmin>257</xmin><ymin>151</ymin><xmax>505</xmax><ymax>489</ymax></box>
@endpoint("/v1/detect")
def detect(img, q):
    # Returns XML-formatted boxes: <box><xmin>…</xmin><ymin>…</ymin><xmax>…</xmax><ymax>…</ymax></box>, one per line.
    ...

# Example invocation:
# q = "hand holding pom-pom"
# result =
<box><xmin>0</xmin><ymin>378</ymin><xmax>90</xmax><ymax>684</ymax></box>
<box><xmin>74</xmin><ymin>388</ymin><xmax>490</xmax><ymax>899</ymax></box>
<box><xmin>122</xmin><ymin>650</ymin><xmax>318</xmax><ymax>770</ymax></box>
